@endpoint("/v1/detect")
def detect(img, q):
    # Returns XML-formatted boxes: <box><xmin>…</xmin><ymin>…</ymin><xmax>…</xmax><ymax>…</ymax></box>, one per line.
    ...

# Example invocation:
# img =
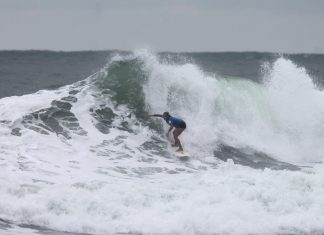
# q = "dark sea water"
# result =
<box><xmin>1</xmin><ymin>51</ymin><xmax>324</xmax><ymax>98</ymax></box>
<box><xmin>0</xmin><ymin>50</ymin><xmax>324</xmax><ymax>235</ymax></box>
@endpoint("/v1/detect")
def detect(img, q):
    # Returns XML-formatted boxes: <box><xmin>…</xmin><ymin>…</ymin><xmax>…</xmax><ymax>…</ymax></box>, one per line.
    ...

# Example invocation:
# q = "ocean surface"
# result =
<box><xmin>0</xmin><ymin>49</ymin><xmax>324</xmax><ymax>235</ymax></box>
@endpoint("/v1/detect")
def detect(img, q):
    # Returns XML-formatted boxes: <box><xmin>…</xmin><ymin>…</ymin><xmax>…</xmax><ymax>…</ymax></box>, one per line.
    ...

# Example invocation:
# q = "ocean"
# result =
<box><xmin>0</xmin><ymin>49</ymin><xmax>324</xmax><ymax>235</ymax></box>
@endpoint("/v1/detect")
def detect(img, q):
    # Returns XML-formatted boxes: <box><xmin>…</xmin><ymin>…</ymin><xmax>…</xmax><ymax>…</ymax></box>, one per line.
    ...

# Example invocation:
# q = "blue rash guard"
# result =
<box><xmin>165</xmin><ymin>115</ymin><xmax>184</xmax><ymax>128</ymax></box>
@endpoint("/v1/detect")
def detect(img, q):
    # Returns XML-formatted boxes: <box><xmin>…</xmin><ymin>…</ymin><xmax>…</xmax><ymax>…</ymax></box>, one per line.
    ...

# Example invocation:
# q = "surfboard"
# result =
<box><xmin>173</xmin><ymin>150</ymin><xmax>190</xmax><ymax>158</ymax></box>
<box><xmin>171</xmin><ymin>146</ymin><xmax>190</xmax><ymax>158</ymax></box>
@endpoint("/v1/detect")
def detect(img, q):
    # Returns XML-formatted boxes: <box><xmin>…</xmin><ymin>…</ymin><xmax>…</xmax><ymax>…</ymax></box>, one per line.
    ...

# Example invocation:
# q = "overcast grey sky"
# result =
<box><xmin>0</xmin><ymin>0</ymin><xmax>323</xmax><ymax>53</ymax></box>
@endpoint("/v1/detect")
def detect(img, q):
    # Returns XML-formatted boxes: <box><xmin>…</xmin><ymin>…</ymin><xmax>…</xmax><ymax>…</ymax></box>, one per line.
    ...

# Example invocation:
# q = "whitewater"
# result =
<box><xmin>0</xmin><ymin>50</ymin><xmax>323</xmax><ymax>235</ymax></box>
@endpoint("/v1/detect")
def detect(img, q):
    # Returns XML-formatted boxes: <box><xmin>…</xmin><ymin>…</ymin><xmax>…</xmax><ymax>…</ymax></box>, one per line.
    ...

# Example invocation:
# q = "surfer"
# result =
<box><xmin>150</xmin><ymin>112</ymin><xmax>186</xmax><ymax>152</ymax></box>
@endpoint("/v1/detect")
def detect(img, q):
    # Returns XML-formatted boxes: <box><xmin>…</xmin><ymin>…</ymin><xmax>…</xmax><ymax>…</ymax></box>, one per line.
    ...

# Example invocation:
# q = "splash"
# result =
<box><xmin>139</xmin><ymin>50</ymin><xmax>324</xmax><ymax>164</ymax></box>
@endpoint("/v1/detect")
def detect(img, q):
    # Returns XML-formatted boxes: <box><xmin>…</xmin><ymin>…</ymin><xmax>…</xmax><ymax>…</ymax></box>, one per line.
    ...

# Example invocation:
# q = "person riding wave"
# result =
<box><xmin>150</xmin><ymin>112</ymin><xmax>186</xmax><ymax>152</ymax></box>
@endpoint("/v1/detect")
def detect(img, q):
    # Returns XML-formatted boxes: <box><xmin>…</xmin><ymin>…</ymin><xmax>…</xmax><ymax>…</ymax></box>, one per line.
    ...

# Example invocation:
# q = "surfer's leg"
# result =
<box><xmin>173</xmin><ymin>128</ymin><xmax>185</xmax><ymax>151</ymax></box>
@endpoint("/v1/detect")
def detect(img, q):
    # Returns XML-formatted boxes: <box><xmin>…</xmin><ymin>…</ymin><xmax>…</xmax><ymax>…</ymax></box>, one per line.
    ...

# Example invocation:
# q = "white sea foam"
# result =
<box><xmin>0</xmin><ymin>50</ymin><xmax>323</xmax><ymax>235</ymax></box>
<box><xmin>0</xmin><ymin>159</ymin><xmax>323</xmax><ymax>235</ymax></box>
<box><xmin>141</xmin><ymin>50</ymin><xmax>324</xmax><ymax>164</ymax></box>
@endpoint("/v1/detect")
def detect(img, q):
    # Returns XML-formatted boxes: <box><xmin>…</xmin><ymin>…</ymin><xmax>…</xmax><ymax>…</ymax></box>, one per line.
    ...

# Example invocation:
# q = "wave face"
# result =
<box><xmin>0</xmin><ymin>50</ymin><xmax>324</xmax><ymax>235</ymax></box>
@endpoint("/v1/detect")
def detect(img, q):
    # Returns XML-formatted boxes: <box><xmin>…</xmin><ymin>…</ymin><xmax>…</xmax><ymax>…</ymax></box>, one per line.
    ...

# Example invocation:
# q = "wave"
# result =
<box><xmin>108</xmin><ymin>49</ymin><xmax>324</xmax><ymax>165</ymax></box>
<box><xmin>0</xmin><ymin>50</ymin><xmax>323</xmax><ymax>234</ymax></box>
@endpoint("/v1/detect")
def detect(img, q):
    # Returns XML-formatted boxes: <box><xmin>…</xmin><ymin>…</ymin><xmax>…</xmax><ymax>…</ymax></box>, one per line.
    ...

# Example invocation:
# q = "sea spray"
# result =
<box><xmin>139</xmin><ymin>50</ymin><xmax>324</xmax><ymax>164</ymax></box>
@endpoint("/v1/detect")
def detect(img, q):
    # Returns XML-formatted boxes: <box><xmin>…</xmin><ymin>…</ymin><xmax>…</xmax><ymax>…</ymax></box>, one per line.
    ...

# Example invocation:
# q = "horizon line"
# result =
<box><xmin>0</xmin><ymin>49</ymin><xmax>323</xmax><ymax>55</ymax></box>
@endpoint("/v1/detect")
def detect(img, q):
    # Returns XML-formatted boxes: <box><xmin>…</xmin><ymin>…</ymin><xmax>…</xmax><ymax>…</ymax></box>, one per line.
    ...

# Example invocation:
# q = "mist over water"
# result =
<box><xmin>0</xmin><ymin>50</ymin><xmax>323</xmax><ymax>235</ymax></box>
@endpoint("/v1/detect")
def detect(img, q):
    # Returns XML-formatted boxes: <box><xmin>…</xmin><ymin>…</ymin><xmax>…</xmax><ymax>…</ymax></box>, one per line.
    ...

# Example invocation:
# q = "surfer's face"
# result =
<box><xmin>162</xmin><ymin>112</ymin><xmax>169</xmax><ymax>119</ymax></box>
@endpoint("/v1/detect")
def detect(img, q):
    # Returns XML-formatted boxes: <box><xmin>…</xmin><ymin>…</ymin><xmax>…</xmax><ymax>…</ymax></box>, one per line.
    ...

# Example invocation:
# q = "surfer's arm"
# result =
<box><xmin>167</xmin><ymin>125</ymin><xmax>173</xmax><ymax>134</ymax></box>
<box><xmin>150</xmin><ymin>114</ymin><xmax>163</xmax><ymax>118</ymax></box>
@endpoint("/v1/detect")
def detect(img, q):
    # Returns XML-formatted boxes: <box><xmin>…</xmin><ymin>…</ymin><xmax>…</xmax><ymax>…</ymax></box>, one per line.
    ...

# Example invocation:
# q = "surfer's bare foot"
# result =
<box><xmin>176</xmin><ymin>148</ymin><xmax>183</xmax><ymax>152</ymax></box>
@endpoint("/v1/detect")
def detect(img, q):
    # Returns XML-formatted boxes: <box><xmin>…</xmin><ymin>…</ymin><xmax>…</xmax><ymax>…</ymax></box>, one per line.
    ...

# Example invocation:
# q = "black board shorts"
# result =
<box><xmin>179</xmin><ymin>121</ymin><xmax>186</xmax><ymax>129</ymax></box>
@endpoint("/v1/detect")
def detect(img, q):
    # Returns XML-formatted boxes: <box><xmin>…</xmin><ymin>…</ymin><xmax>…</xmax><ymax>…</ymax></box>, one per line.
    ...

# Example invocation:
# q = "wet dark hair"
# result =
<box><xmin>163</xmin><ymin>112</ymin><xmax>169</xmax><ymax>117</ymax></box>
<box><xmin>162</xmin><ymin>112</ymin><xmax>170</xmax><ymax>119</ymax></box>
